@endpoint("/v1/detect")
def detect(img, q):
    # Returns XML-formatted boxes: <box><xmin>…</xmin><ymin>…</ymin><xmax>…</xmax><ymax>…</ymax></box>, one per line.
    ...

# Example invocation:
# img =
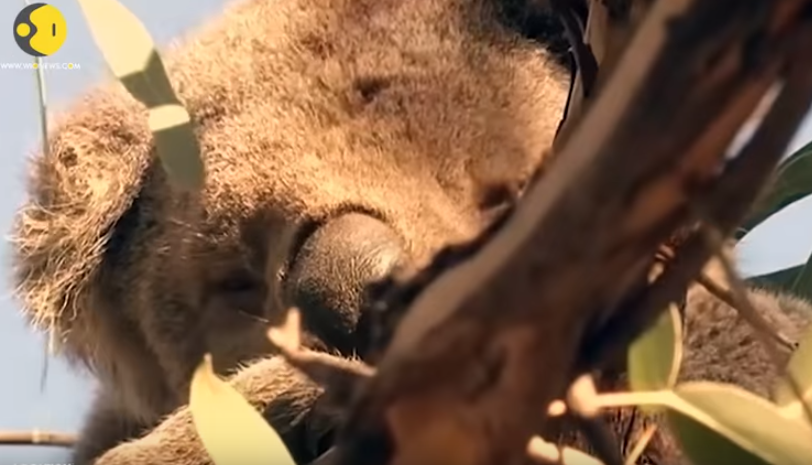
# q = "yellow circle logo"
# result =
<box><xmin>13</xmin><ymin>3</ymin><xmax>67</xmax><ymax>57</ymax></box>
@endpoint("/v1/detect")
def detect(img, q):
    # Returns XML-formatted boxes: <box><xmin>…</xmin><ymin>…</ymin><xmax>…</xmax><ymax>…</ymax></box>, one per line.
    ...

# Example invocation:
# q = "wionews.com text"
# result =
<box><xmin>0</xmin><ymin>62</ymin><xmax>81</xmax><ymax>70</ymax></box>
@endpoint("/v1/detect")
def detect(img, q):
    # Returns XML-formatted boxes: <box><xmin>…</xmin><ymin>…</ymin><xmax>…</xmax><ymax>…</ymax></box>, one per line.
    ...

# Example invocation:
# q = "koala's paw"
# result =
<box><xmin>92</xmin><ymin>407</ymin><xmax>210</xmax><ymax>465</ymax></box>
<box><xmin>95</xmin><ymin>355</ymin><xmax>350</xmax><ymax>465</ymax></box>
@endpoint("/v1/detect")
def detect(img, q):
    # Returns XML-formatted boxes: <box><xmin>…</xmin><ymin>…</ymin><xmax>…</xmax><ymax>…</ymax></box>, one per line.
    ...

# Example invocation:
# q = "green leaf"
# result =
<box><xmin>790</xmin><ymin>248</ymin><xmax>812</xmax><ymax>300</ymax></box>
<box><xmin>666</xmin><ymin>412</ymin><xmax>772</xmax><ymax>465</ymax></box>
<box><xmin>745</xmin><ymin>260</ymin><xmax>812</xmax><ymax>301</ymax></box>
<box><xmin>665</xmin><ymin>382</ymin><xmax>812</xmax><ymax>465</ymax></box>
<box><xmin>746</xmin><ymin>264</ymin><xmax>804</xmax><ymax>292</ymax></box>
<box><xmin>628</xmin><ymin>304</ymin><xmax>683</xmax><ymax>393</ymax></box>
<box><xmin>773</xmin><ymin>325</ymin><xmax>812</xmax><ymax>421</ymax></box>
<box><xmin>76</xmin><ymin>0</ymin><xmax>204</xmax><ymax>190</ymax></box>
<box><xmin>189</xmin><ymin>354</ymin><xmax>297</xmax><ymax>465</ymax></box>
<box><xmin>148</xmin><ymin>104</ymin><xmax>204</xmax><ymax>190</ymax></box>
<box><xmin>738</xmin><ymin>141</ymin><xmax>812</xmax><ymax>239</ymax></box>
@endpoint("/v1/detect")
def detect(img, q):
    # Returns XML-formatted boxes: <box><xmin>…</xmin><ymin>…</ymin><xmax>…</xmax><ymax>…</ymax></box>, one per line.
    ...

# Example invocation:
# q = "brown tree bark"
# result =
<box><xmin>317</xmin><ymin>1</ymin><xmax>812</xmax><ymax>465</ymax></box>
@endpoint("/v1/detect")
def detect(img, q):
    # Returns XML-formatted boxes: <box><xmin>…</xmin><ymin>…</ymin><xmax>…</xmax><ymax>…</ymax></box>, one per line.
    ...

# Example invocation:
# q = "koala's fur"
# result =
<box><xmin>681</xmin><ymin>283</ymin><xmax>811</xmax><ymax>394</ymax></box>
<box><xmin>8</xmin><ymin>0</ymin><xmax>810</xmax><ymax>463</ymax></box>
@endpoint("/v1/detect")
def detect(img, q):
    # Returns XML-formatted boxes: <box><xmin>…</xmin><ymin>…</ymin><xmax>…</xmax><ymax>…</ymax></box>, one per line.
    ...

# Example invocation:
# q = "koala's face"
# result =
<box><xmin>14</xmin><ymin>0</ymin><xmax>571</xmax><ymax>413</ymax></box>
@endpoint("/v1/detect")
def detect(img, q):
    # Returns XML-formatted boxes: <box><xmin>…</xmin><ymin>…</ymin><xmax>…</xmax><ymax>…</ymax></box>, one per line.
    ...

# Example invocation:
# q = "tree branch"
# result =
<box><xmin>326</xmin><ymin>2</ymin><xmax>812</xmax><ymax>465</ymax></box>
<box><xmin>0</xmin><ymin>430</ymin><xmax>76</xmax><ymax>448</ymax></box>
<box><xmin>554</xmin><ymin>0</ymin><xmax>653</xmax><ymax>149</ymax></box>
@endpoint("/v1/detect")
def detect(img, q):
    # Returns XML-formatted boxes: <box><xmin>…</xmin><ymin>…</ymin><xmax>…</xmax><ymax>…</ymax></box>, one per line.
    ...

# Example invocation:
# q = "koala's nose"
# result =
<box><xmin>284</xmin><ymin>213</ymin><xmax>409</xmax><ymax>355</ymax></box>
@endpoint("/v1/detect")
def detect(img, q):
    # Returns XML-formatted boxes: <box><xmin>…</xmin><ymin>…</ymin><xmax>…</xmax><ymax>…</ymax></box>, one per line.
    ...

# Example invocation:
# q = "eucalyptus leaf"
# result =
<box><xmin>189</xmin><ymin>354</ymin><xmax>297</xmax><ymax>465</ymax></box>
<box><xmin>76</xmin><ymin>0</ymin><xmax>204</xmax><ymax>190</ymax></box>
<box><xmin>149</xmin><ymin>105</ymin><xmax>205</xmax><ymax>192</ymax></box>
<box><xmin>739</xmin><ymin>141</ymin><xmax>812</xmax><ymax>239</ymax></box>
<box><xmin>746</xmin><ymin>264</ymin><xmax>804</xmax><ymax>292</ymax></box>
<box><xmin>666</xmin><ymin>412</ymin><xmax>772</xmax><ymax>465</ymax></box>
<box><xmin>665</xmin><ymin>382</ymin><xmax>812</xmax><ymax>465</ymax></box>
<box><xmin>789</xmin><ymin>248</ymin><xmax>812</xmax><ymax>300</ymax></box>
<box><xmin>628</xmin><ymin>304</ymin><xmax>683</xmax><ymax>393</ymax></box>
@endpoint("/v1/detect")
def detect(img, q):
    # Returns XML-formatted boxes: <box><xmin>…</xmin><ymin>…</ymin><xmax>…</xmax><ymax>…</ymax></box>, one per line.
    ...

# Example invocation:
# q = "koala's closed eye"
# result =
<box><xmin>213</xmin><ymin>271</ymin><xmax>267</xmax><ymax>318</ymax></box>
<box><xmin>284</xmin><ymin>213</ymin><xmax>410</xmax><ymax>355</ymax></box>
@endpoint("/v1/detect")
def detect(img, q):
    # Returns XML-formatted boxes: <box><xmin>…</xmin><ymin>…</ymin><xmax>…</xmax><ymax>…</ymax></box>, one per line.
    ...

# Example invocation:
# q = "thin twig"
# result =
<box><xmin>268</xmin><ymin>308</ymin><xmax>375</xmax><ymax>380</ymax></box>
<box><xmin>554</xmin><ymin>0</ymin><xmax>653</xmax><ymax>149</ymax></box>
<box><xmin>527</xmin><ymin>435</ymin><xmax>606</xmax><ymax>465</ymax></box>
<box><xmin>623</xmin><ymin>424</ymin><xmax>658</xmax><ymax>465</ymax></box>
<box><xmin>566</xmin><ymin>375</ymin><xmax>623</xmax><ymax>465</ymax></box>
<box><xmin>23</xmin><ymin>0</ymin><xmax>54</xmax><ymax>395</ymax></box>
<box><xmin>26</xmin><ymin>0</ymin><xmax>50</xmax><ymax>160</ymax></box>
<box><xmin>550</xmin><ymin>0</ymin><xmax>598</xmax><ymax>98</ymax></box>
<box><xmin>572</xmin><ymin>417</ymin><xmax>623</xmax><ymax>465</ymax></box>
<box><xmin>0</xmin><ymin>430</ymin><xmax>76</xmax><ymax>447</ymax></box>
<box><xmin>267</xmin><ymin>308</ymin><xmax>374</xmax><ymax>415</ymax></box>
<box><xmin>309</xmin><ymin>446</ymin><xmax>339</xmax><ymax>465</ymax></box>
<box><xmin>695</xmin><ymin>271</ymin><xmax>797</xmax><ymax>352</ymax></box>
<box><xmin>698</xmin><ymin>224</ymin><xmax>812</xmax><ymax>426</ymax></box>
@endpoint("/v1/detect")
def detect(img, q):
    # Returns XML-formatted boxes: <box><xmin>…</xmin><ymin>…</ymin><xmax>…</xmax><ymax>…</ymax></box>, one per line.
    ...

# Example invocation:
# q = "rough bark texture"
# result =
<box><xmin>330</xmin><ymin>2</ymin><xmax>812</xmax><ymax>465</ymax></box>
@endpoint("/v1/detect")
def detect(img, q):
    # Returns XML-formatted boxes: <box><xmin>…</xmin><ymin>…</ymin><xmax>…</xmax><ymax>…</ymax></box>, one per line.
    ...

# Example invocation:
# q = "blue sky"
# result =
<box><xmin>1</xmin><ymin>1</ymin><xmax>812</xmax><ymax>462</ymax></box>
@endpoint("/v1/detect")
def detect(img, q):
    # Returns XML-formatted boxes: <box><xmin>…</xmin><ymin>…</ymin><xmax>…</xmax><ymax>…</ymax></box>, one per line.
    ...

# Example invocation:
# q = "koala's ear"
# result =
<box><xmin>11</xmin><ymin>84</ymin><xmax>154</xmax><ymax>362</ymax></box>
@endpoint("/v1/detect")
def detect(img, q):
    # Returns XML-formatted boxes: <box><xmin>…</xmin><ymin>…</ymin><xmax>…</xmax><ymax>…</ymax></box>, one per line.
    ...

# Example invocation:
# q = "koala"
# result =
<box><xmin>8</xmin><ymin>0</ymin><xmax>810</xmax><ymax>464</ymax></box>
<box><xmin>12</xmin><ymin>0</ymin><xmax>573</xmax><ymax>462</ymax></box>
